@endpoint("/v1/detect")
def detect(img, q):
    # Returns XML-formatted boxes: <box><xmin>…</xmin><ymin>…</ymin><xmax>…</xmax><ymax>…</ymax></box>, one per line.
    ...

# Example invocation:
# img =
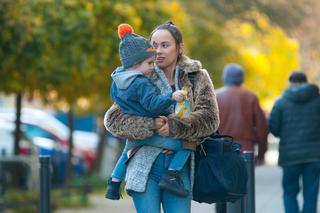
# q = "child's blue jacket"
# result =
<box><xmin>111</xmin><ymin>66</ymin><xmax>175</xmax><ymax>117</ymax></box>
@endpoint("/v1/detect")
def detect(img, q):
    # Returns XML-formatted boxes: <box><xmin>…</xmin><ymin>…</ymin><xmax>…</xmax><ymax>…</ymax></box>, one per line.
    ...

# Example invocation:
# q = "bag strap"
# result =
<box><xmin>199</xmin><ymin>133</ymin><xmax>233</xmax><ymax>144</ymax></box>
<box><xmin>211</xmin><ymin>134</ymin><xmax>234</xmax><ymax>141</ymax></box>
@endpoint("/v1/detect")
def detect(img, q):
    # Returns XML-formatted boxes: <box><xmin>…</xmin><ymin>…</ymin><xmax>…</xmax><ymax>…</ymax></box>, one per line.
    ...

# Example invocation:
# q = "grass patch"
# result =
<box><xmin>1</xmin><ymin>187</ymin><xmax>91</xmax><ymax>212</ymax></box>
<box><xmin>0</xmin><ymin>173</ymin><xmax>112</xmax><ymax>212</ymax></box>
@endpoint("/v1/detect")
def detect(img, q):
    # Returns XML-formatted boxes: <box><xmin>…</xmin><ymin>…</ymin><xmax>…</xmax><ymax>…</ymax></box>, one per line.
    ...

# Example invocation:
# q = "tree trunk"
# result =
<box><xmin>94</xmin><ymin>117</ymin><xmax>106</xmax><ymax>173</ymax></box>
<box><xmin>65</xmin><ymin>109</ymin><xmax>74</xmax><ymax>187</ymax></box>
<box><xmin>14</xmin><ymin>92</ymin><xmax>22</xmax><ymax>155</ymax></box>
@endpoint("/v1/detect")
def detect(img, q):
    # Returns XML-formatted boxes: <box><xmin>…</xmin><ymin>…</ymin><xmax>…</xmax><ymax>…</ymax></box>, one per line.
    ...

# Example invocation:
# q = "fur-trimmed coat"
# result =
<box><xmin>104</xmin><ymin>56</ymin><xmax>220</xmax><ymax>192</ymax></box>
<box><xmin>105</xmin><ymin>56</ymin><xmax>220</xmax><ymax>150</ymax></box>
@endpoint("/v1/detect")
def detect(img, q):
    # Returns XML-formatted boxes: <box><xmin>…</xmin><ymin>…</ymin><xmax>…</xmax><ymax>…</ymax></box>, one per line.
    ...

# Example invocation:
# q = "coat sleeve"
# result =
<box><xmin>269</xmin><ymin>100</ymin><xmax>282</xmax><ymax>137</ymax></box>
<box><xmin>136</xmin><ymin>79</ymin><xmax>175</xmax><ymax>116</ymax></box>
<box><xmin>104</xmin><ymin>103</ymin><xmax>155</xmax><ymax>140</ymax></box>
<box><xmin>252</xmin><ymin>95</ymin><xmax>269</xmax><ymax>159</ymax></box>
<box><xmin>167</xmin><ymin>69</ymin><xmax>220</xmax><ymax>139</ymax></box>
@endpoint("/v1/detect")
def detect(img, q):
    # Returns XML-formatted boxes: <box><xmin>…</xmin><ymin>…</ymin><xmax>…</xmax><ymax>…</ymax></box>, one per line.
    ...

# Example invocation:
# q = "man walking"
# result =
<box><xmin>216</xmin><ymin>63</ymin><xmax>268</xmax><ymax>163</ymax></box>
<box><xmin>269</xmin><ymin>71</ymin><xmax>320</xmax><ymax>213</ymax></box>
<box><xmin>215</xmin><ymin>63</ymin><xmax>269</xmax><ymax>212</ymax></box>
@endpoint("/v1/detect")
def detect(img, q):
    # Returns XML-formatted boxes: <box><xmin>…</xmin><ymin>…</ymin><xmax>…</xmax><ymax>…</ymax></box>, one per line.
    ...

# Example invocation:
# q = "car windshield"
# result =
<box><xmin>22</xmin><ymin>124</ymin><xmax>54</xmax><ymax>140</ymax></box>
<box><xmin>0</xmin><ymin>108</ymin><xmax>69</xmax><ymax>140</ymax></box>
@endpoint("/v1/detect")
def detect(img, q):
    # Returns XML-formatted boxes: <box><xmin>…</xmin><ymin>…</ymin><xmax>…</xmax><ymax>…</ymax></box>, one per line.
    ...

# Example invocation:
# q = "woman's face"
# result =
<box><xmin>151</xmin><ymin>29</ymin><xmax>181</xmax><ymax>73</ymax></box>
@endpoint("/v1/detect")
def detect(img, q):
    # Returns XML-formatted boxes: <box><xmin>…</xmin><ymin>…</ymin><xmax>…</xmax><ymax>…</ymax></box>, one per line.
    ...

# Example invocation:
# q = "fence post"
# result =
<box><xmin>39</xmin><ymin>156</ymin><xmax>50</xmax><ymax>213</ymax></box>
<box><xmin>243</xmin><ymin>151</ymin><xmax>255</xmax><ymax>213</ymax></box>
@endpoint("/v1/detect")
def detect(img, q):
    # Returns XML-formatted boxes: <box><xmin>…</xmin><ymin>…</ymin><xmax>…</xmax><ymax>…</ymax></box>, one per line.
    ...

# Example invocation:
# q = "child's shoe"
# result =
<box><xmin>158</xmin><ymin>170</ymin><xmax>189</xmax><ymax>197</ymax></box>
<box><xmin>105</xmin><ymin>178</ymin><xmax>121</xmax><ymax>200</ymax></box>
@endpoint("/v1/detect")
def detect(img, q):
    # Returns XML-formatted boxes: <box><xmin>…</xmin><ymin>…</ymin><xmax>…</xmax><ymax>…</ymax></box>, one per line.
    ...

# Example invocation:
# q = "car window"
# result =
<box><xmin>22</xmin><ymin>124</ymin><xmax>56</xmax><ymax>140</ymax></box>
<box><xmin>0</xmin><ymin>128</ymin><xmax>14</xmax><ymax>156</ymax></box>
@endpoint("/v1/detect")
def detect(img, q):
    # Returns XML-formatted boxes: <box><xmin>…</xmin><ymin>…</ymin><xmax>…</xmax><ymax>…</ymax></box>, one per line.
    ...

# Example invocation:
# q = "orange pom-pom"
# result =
<box><xmin>118</xmin><ymin>24</ymin><xmax>134</xmax><ymax>39</ymax></box>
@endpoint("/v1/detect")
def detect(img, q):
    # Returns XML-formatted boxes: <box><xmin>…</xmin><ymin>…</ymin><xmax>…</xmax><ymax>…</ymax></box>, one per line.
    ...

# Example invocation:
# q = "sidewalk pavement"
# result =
<box><xmin>58</xmin><ymin>164</ymin><xmax>318</xmax><ymax>213</ymax></box>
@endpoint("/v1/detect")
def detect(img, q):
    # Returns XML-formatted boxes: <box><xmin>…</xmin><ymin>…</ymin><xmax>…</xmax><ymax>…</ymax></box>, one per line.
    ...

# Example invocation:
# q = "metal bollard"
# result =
<box><xmin>0</xmin><ymin>160</ymin><xmax>4</xmax><ymax>196</ymax></box>
<box><xmin>226</xmin><ymin>153</ymin><xmax>246</xmax><ymax>213</ymax></box>
<box><xmin>226</xmin><ymin>151</ymin><xmax>255</xmax><ymax>213</ymax></box>
<box><xmin>39</xmin><ymin>156</ymin><xmax>51</xmax><ymax>213</ymax></box>
<box><xmin>243</xmin><ymin>151</ymin><xmax>255</xmax><ymax>213</ymax></box>
<box><xmin>227</xmin><ymin>198</ymin><xmax>244</xmax><ymax>213</ymax></box>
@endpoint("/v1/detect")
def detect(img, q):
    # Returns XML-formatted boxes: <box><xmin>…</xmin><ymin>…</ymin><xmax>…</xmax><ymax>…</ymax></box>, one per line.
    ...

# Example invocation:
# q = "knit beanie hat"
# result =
<box><xmin>118</xmin><ymin>24</ymin><xmax>156</xmax><ymax>69</ymax></box>
<box><xmin>222</xmin><ymin>63</ymin><xmax>244</xmax><ymax>86</ymax></box>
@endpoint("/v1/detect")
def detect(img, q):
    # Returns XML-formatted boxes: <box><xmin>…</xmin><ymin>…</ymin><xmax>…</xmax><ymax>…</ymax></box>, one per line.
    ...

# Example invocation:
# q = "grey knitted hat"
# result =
<box><xmin>222</xmin><ymin>63</ymin><xmax>244</xmax><ymax>86</ymax></box>
<box><xmin>118</xmin><ymin>24</ymin><xmax>156</xmax><ymax>69</ymax></box>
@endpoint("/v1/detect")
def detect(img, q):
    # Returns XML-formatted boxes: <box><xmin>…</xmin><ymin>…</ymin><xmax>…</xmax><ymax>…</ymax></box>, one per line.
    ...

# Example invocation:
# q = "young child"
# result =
<box><xmin>105</xmin><ymin>24</ymin><xmax>191</xmax><ymax>200</ymax></box>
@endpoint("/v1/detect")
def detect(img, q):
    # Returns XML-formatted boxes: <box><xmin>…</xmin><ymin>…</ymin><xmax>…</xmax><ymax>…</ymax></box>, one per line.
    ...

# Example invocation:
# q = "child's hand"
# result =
<box><xmin>172</xmin><ymin>90</ymin><xmax>186</xmax><ymax>102</ymax></box>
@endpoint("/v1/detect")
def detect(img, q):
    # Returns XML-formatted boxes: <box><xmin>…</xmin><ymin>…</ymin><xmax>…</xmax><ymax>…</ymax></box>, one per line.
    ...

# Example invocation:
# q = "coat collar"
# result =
<box><xmin>178</xmin><ymin>55</ymin><xmax>202</xmax><ymax>75</ymax></box>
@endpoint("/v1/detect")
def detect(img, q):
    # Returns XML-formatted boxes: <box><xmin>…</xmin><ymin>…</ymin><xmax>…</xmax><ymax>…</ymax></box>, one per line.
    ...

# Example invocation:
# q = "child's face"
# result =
<box><xmin>137</xmin><ymin>56</ymin><xmax>155</xmax><ymax>75</ymax></box>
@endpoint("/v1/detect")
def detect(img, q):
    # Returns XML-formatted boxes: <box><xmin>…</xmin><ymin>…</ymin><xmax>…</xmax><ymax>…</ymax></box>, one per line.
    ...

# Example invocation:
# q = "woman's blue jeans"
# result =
<box><xmin>282</xmin><ymin>161</ymin><xmax>320</xmax><ymax>213</ymax></box>
<box><xmin>129</xmin><ymin>152</ymin><xmax>191</xmax><ymax>213</ymax></box>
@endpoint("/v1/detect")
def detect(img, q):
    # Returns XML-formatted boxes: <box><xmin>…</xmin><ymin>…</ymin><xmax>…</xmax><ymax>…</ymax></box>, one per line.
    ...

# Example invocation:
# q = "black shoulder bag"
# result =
<box><xmin>192</xmin><ymin>133</ymin><xmax>248</xmax><ymax>204</ymax></box>
<box><xmin>187</xmin><ymin>73</ymin><xmax>248</xmax><ymax>204</ymax></box>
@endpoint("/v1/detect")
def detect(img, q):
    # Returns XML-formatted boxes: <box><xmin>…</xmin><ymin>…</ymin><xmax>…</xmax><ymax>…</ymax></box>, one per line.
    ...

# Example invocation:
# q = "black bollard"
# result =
<box><xmin>226</xmin><ymin>153</ymin><xmax>247</xmax><ymax>213</ymax></box>
<box><xmin>40</xmin><ymin>156</ymin><xmax>50</xmax><ymax>213</ymax></box>
<box><xmin>243</xmin><ymin>151</ymin><xmax>255</xmax><ymax>213</ymax></box>
<box><xmin>226</xmin><ymin>199</ymin><xmax>244</xmax><ymax>213</ymax></box>
<box><xmin>0</xmin><ymin>160</ymin><xmax>4</xmax><ymax>196</ymax></box>
<box><xmin>216</xmin><ymin>151</ymin><xmax>256</xmax><ymax>213</ymax></box>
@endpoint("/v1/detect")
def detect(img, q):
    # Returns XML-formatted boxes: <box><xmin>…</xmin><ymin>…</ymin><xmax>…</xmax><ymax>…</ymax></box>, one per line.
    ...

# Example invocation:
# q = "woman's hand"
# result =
<box><xmin>155</xmin><ymin>116</ymin><xmax>169</xmax><ymax>136</ymax></box>
<box><xmin>154</xmin><ymin>117</ymin><xmax>165</xmax><ymax>129</ymax></box>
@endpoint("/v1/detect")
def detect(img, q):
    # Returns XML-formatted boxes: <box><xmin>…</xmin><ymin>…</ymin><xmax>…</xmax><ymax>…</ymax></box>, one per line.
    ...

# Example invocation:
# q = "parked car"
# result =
<box><xmin>0</xmin><ymin>119</ymin><xmax>38</xmax><ymax>158</ymax></box>
<box><xmin>0</xmin><ymin>108</ymin><xmax>98</xmax><ymax>172</ymax></box>
<box><xmin>0</xmin><ymin>120</ymin><xmax>38</xmax><ymax>191</ymax></box>
<box><xmin>0</xmin><ymin>119</ymin><xmax>85</xmax><ymax>186</ymax></box>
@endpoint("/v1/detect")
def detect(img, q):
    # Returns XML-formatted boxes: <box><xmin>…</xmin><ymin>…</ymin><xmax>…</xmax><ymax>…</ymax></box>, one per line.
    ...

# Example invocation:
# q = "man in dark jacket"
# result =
<box><xmin>215</xmin><ymin>63</ymin><xmax>269</xmax><ymax>213</ymax></box>
<box><xmin>269</xmin><ymin>71</ymin><xmax>320</xmax><ymax>213</ymax></box>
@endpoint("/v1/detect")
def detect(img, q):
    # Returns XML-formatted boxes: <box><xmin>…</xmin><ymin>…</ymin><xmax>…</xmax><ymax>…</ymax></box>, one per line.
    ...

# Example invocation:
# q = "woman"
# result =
<box><xmin>105</xmin><ymin>22</ymin><xmax>219</xmax><ymax>212</ymax></box>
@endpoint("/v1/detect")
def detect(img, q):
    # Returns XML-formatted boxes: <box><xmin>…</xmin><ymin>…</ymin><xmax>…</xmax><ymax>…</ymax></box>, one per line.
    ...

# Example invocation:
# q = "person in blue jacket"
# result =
<box><xmin>269</xmin><ymin>71</ymin><xmax>320</xmax><ymax>213</ymax></box>
<box><xmin>105</xmin><ymin>24</ymin><xmax>190</xmax><ymax>200</ymax></box>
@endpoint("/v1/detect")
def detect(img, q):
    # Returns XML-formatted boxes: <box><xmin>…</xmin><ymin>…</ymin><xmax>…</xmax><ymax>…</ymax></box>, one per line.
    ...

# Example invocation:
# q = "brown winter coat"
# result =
<box><xmin>215</xmin><ymin>86</ymin><xmax>268</xmax><ymax>158</ymax></box>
